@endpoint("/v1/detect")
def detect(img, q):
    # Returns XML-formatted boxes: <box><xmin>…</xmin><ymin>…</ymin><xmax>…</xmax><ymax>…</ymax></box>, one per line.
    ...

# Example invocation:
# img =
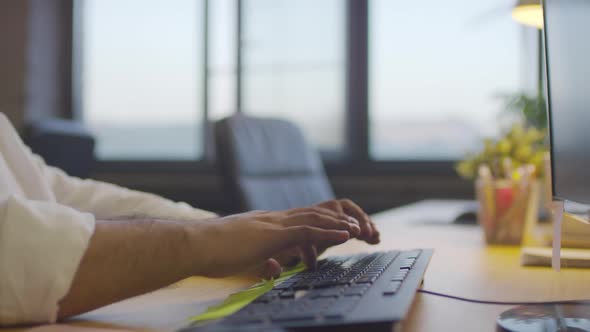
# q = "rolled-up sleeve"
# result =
<box><xmin>37</xmin><ymin>156</ymin><xmax>217</xmax><ymax>221</ymax></box>
<box><xmin>34</xmin><ymin>155</ymin><xmax>217</xmax><ymax>220</ymax></box>
<box><xmin>0</xmin><ymin>195</ymin><xmax>95</xmax><ymax>326</ymax></box>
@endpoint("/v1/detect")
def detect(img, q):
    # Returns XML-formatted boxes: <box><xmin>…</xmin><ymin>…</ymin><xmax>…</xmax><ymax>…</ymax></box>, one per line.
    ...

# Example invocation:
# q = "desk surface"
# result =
<box><xmin>6</xmin><ymin>200</ymin><xmax>590</xmax><ymax>332</ymax></box>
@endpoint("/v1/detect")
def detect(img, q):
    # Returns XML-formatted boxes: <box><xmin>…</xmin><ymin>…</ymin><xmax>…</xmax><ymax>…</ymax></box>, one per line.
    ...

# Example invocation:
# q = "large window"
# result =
<box><xmin>76</xmin><ymin>0</ymin><xmax>536</xmax><ymax>165</ymax></box>
<box><xmin>242</xmin><ymin>0</ymin><xmax>346</xmax><ymax>151</ymax></box>
<box><xmin>369</xmin><ymin>0</ymin><xmax>523</xmax><ymax>160</ymax></box>
<box><xmin>79</xmin><ymin>0</ymin><xmax>203</xmax><ymax>160</ymax></box>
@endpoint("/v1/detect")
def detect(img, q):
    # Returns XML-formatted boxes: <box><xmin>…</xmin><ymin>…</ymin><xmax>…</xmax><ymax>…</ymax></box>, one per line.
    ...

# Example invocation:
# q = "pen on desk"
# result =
<box><xmin>495</xmin><ymin>180</ymin><xmax>514</xmax><ymax>241</ymax></box>
<box><xmin>497</xmin><ymin>165</ymin><xmax>533</xmax><ymax>241</ymax></box>
<box><xmin>478</xmin><ymin>164</ymin><xmax>495</xmax><ymax>238</ymax></box>
<box><xmin>502</xmin><ymin>157</ymin><xmax>513</xmax><ymax>181</ymax></box>
<box><xmin>495</xmin><ymin>181</ymin><xmax>514</xmax><ymax>217</ymax></box>
<box><xmin>515</xmin><ymin>165</ymin><xmax>533</xmax><ymax>237</ymax></box>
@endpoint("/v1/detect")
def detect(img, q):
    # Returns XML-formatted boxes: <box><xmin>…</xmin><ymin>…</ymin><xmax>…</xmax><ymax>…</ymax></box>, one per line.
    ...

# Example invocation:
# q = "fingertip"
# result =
<box><xmin>363</xmin><ymin>222</ymin><xmax>374</xmax><ymax>240</ymax></box>
<box><xmin>346</xmin><ymin>216</ymin><xmax>360</xmax><ymax>226</ymax></box>
<box><xmin>350</xmin><ymin>224</ymin><xmax>361</xmax><ymax>237</ymax></box>
<box><xmin>300</xmin><ymin>246</ymin><xmax>318</xmax><ymax>270</ymax></box>
<box><xmin>322</xmin><ymin>229</ymin><xmax>350</xmax><ymax>244</ymax></box>
<box><xmin>367</xmin><ymin>236</ymin><xmax>380</xmax><ymax>245</ymax></box>
<box><xmin>370</xmin><ymin>223</ymin><xmax>380</xmax><ymax>242</ymax></box>
<box><xmin>367</xmin><ymin>230</ymin><xmax>381</xmax><ymax>244</ymax></box>
<box><xmin>261</xmin><ymin>258</ymin><xmax>282</xmax><ymax>280</ymax></box>
<box><xmin>335</xmin><ymin>230</ymin><xmax>351</xmax><ymax>242</ymax></box>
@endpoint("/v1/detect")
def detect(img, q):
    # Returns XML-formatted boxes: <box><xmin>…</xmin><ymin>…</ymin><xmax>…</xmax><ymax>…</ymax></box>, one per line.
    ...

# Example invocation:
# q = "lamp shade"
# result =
<box><xmin>512</xmin><ymin>0</ymin><xmax>544</xmax><ymax>29</ymax></box>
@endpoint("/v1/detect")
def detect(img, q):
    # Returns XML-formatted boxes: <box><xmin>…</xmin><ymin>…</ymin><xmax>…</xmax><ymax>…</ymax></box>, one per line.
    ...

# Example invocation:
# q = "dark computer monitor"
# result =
<box><xmin>543</xmin><ymin>0</ymin><xmax>590</xmax><ymax>207</ymax></box>
<box><xmin>496</xmin><ymin>3</ymin><xmax>590</xmax><ymax>328</ymax></box>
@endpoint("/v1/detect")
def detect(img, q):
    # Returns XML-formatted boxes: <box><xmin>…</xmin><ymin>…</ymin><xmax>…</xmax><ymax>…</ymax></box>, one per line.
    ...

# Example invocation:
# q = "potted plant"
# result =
<box><xmin>455</xmin><ymin>93</ymin><xmax>549</xmax><ymax>244</ymax></box>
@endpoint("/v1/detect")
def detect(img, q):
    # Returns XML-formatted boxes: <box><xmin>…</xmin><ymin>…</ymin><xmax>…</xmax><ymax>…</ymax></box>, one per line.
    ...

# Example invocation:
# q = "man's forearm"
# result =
<box><xmin>56</xmin><ymin>204</ymin><xmax>369</xmax><ymax>320</ymax></box>
<box><xmin>58</xmin><ymin>218</ymin><xmax>204</xmax><ymax>319</ymax></box>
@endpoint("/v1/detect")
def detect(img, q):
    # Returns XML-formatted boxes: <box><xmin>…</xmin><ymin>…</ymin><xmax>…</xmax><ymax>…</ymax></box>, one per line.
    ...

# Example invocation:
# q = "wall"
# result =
<box><xmin>0</xmin><ymin>1</ymin><xmax>29</xmax><ymax>130</ymax></box>
<box><xmin>0</xmin><ymin>0</ymin><xmax>73</xmax><ymax>131</ymax></box>
<box><xmin>26</xmin><ymin>0</ymin><xmax>74</xmax><ymax>122</ymax></box>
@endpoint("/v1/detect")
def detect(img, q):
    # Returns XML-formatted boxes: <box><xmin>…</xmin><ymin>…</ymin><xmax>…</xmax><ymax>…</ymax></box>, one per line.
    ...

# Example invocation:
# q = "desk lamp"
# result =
<box><xmin>512</xmin><ymin>0</ymin><xmax>544</xmax><ymax>29</ymax></box>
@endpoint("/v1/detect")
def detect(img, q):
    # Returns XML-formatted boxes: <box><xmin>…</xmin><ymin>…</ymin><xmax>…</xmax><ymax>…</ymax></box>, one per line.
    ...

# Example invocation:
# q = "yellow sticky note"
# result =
<box><xmin>189</xmin><ymin>263</ymin><xmax>306</xmax><ymax>323</ymax></box>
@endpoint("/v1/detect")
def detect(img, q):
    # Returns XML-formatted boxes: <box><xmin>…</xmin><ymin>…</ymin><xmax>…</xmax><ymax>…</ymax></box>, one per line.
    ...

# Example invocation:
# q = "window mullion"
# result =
<box><xmin>346</xmin><ymin>0</ymin><xmax>369</xmax><ymax>162</ymax></box>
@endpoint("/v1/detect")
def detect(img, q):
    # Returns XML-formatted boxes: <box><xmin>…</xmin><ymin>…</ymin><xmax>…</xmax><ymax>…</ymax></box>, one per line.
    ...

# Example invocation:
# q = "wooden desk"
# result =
<box><xmin>5</xmin><ymin>200</ymin><xmax>590</xmax><ymax>332</ymax></box>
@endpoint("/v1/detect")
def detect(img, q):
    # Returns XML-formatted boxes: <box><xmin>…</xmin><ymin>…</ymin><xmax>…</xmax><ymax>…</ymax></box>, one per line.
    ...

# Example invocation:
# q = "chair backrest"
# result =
<box><xmin>26</xmin><ymin>118</ymin><xmax>96</xmax><ymax>178</ymax></box>
<box><xmin>214</xmin><ymin>114</ymin><xmax>334</xmax><ymax>212</ymax></box>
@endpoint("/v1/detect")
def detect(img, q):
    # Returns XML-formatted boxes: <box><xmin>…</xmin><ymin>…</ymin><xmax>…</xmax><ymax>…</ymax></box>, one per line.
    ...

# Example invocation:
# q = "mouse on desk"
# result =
<box><xmin>453</xmin><ymin>211</ymin><xmax>479</xmax><ymax>225</ymax></box>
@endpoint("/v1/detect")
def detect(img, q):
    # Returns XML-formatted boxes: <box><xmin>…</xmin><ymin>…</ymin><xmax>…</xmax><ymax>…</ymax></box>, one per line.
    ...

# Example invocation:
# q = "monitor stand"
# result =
<box><xmin>497</xmin><ymin>304</ymin><xmax>590</xmax><ymax>332</ymax></box>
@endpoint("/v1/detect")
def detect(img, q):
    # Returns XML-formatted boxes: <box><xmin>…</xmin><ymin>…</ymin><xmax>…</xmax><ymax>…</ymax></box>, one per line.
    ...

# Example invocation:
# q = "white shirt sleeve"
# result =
<box><xmin>38</xmin><ymin>156</ymin><xmax>217</xmax><ymax>221</ymax></box>
<box><xmin>0</xmin><ymin>110</ymin><xmax>214</xmax><ymax>326</ymax></box>
<box><xmin>0</xmin><ymin>195</ymin><xmax>95</xmax><ymax>325</ymax></box>
<box><xmin>0</xmin><ymin>113</ymin><xmax>96</xmax><ymax>326</ymax></box>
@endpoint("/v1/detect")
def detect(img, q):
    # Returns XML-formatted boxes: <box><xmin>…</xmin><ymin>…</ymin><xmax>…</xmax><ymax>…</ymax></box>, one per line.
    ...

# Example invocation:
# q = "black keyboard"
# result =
<box><xmin>182</xmin><ymin>249</ymin><xmax>432</xmax><ymax>332</ymax></box>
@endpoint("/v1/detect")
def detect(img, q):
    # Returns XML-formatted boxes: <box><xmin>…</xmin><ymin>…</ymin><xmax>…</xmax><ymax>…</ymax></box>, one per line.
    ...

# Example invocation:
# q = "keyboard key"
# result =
<box><xmin>342</xmin><ymin>285</ymin><xmax>370</xmax><ymax>296</ymax></box>
<box><xmin>351</xmin><ymin>283</ymin><xmax>370</xmax><ymax>289</ymax></box>
<box><xmin>321</xmin><ymin>288</ymin><xmax>343</xmax><ymax>297</ymax></box>
<box><xmin>364</xmin><ymin>273</ymin><xmax>382</xmax><ymax>279</ymax></box>
<box><xmin>391</xmin><ymin>270</ymin><xmax>409</xmax><ymax>281</ymax></box>
<box><xmin>401</xmin><ymin>258</ymin><xmax>416</xmax><ymax>268</ymax></box>
<box><xmin>343</xmin><ymin>288</ymin><xmax>365</xmax><ymax>296</ymax></box>
<box><xmin>383</xmin><ymin>281</ymin><xmax>403</xmax><ymax>296</ymax></box>
<box><xmin>226</xmin><ymin>316</ymin><xmax>266</xmax><ymax>324</ymax></box>
<box><xmin>323</xmin><ymin>299</ymin><xmax>359</xmax><ymax>317</ymax></box>
<box><xmin>340</xmin><ymin>258</ymin><xmax>359</xmax><ymax>269</ymax></box>
<box><xmin>400</xmin><ymin>269</ymin><xmax>409</xmax><ymax>276</ymax></box>
<box><xmin>254</xmin><ymin>291</ymin><xmax>281</xmax><ymax>303</ymax></box>
<box><xmin>271</xmin><ymin>313</ymin><xmax>315</xmax><ymax>322</ymax></box>
<box><xmin>384</xmin><ymin>250</ymin><xmax>400</xmax><ymax>261</ymax></box>
<box><xmin>334</xmin><ymin>277</ymin><xmax>354</xmax><ymax>285</ymax></box>
<box><xmin>355</xmin><ymin>275</ymin><xmax>377</xmax><ymax>284</ymax></box>
<box><xmin>279</xmin><ymin>290</ymin><xmax>295</xmax><ymax>299</ymax></box>
<box><xmin>309</xmin><ymin>288</ymin><xmax>341</xmax><ymax>298</ymax></box>
<box><xmin>253</xmin><ymin>297</ymin><xmax>271</xmax><ymax>303</ymax></box>
<box><xmin>305</xmin><ymin>297</ymin><xmax>335</xmax><ymax>310</ymax></box>
<box><xmin>405</xmin><ymin>250</ymin><xmax>422</xmax><ymax>259</ymax></box>
<box><xmin>293</xmin><ymin>282</ymin><xmax>313</xmax><ymax>290</ymax></box>
<box><xmin>244</xmin><ymin>303</ymin><xmax>281</xmax><ymax>315</ymax></box>
<box><xmin>323</xmin><ymin>312</ymin><xmax>344</xmax><ymax>319</ymax></box>
<box><xmin>367</xmin><ymin>268</ymin><xmax>385</xmax><ymax>275</ymax></box>
<box><xmin>274</xmin><ymin>281</ymin><xmax>296</xmax><ymax>290</ymax></box>
<box><xmin>311</xmin><ymin>279</ymin><xmax>346</xmax><ymax>288</ymax></box>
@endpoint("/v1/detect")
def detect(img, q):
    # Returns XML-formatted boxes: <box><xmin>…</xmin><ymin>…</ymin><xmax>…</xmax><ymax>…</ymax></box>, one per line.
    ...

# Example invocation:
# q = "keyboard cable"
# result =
<box><xmin>418</xmin><ymin>289</ymin><xmax>590</xmax><ymax>306</ymax></box>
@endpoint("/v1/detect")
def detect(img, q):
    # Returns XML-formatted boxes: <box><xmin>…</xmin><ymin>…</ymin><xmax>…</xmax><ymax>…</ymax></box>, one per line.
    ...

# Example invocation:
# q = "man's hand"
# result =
<box><xmin>249</xmin><ymin>199</ymin><xmax>380</xmax><ymax>278</ymax></box>
<box><xmin>285</xmin><ymin>199</ymin><xmax>380</xmax><ymax>244</ymax></box>
<box><xmin>316</xmin><ymin>199</ymin><xmax>380</xmax><ymax>244</ymax></box>
<box><xmin>195</xmin><ymin>208</ymin><xmax>360</xmax><ymax>278</ymax></box>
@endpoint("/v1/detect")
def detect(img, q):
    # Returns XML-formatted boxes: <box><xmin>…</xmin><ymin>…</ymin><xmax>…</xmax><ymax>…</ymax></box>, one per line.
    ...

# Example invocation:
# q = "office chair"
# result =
<box><xmin>214</xmin><ymin>114</ymin><xmax>334</xmax><ymax>212</ymax></box>
<box><xmin>25</xmin><ymin>118</ymin><xmax>96</xmax><ymax>178</ymax></box>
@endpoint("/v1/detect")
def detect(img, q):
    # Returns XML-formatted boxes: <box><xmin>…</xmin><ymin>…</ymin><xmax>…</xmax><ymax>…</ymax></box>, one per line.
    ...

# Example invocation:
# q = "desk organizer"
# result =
<box><xmin>476</xmin><ymin>178</ymin><xmax>539</xmax><ymax>245</ymax></box>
